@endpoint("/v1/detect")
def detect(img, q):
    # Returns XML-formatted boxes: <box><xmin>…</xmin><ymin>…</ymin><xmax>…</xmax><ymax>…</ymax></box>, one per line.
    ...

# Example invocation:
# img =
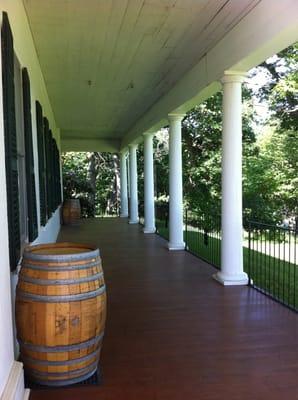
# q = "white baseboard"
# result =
<box><xmin>23</xmin><ymin>390</ymin><xmax>30</xmax><ymax>400</ymax></box>
<box><xmin>0</xmin><ymin>361</ymin><xmax>30</xmax><ymax>400</ymax></box>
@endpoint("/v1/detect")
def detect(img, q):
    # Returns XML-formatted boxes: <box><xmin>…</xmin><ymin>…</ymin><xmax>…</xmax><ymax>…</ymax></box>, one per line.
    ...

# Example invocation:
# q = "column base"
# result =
<box><xmin>120</xmin><ymin>213</ymin><xmax>129</xmax><ymax>218</ymax></box>
<box><xmin>143</xmin><ymin>227</ymin><xmax>156</xmax><ymax>234</ymax></box>
<box><xmin>168</xmin><ymin>242</ymin><xmax>185</xmax><ymax>251</ymax></box>
<box><xmin>129</xmin><ymin>219</ymin><xmax>139</xmax><ymax>224</ymax></box>
<box><xmin>1</xmin><ymin>361</ymin><xmax>30</xmax><ymax>400</ymax></box>
<box><xmin>213</xmin><ymin>271</ymin><xmax>248</xmax><ymax>286</ymax></box>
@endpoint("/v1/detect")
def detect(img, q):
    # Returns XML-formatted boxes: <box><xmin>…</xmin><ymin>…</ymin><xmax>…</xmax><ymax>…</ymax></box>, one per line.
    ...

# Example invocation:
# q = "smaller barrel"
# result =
<box><xmin>62</xmin><ymin>199</ymin><xmax>81</xmax><ymax>225</ymax></box>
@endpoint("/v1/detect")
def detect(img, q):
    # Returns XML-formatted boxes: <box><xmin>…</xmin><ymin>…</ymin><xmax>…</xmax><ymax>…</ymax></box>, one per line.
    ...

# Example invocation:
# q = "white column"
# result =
<box><xmin>214</xmin><ymin>71</ymin><xmax>248</xmax><ymax>286</ymax></box>
<box><xmin>168</xmin><ymin>114</ymin><xmax>185</xmax><ymax>250</ymax></box>
<box><xmin>129</xmin><ymin>144</ymin><xmax>139</xmax><ymax>224</ymax></box>
<box><xmin>143</xmin><ymin>132</ymin><xmax>156</xmax><ymax>233</ymax></box>
<box><xmin>120</xmin><ymin>151</ymin><xmax>129</xmax><ymax>217</ymax></box>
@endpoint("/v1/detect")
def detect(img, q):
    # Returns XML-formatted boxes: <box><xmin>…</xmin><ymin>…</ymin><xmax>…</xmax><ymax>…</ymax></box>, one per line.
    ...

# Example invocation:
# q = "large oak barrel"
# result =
<box><xmin>15</xmin><ymin>242</ymin><xmax>106</xmax><ymax>386</ymax></box>
<box><xmin>62</xmin><ymin>199</ymin><xmax>81</xmax><ymax>225</ymax></box>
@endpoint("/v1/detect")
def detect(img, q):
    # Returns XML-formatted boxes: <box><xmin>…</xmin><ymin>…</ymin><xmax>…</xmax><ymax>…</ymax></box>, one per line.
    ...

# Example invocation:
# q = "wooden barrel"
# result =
<box><xmin>62</xmin><ymin>199</ymin><xmax>81</xmax><ymax>225</ymax></box>
<box><xmin>15</xmin><ymin>242</ymin><xmax>106</xmax><ymax>386</ymax></box>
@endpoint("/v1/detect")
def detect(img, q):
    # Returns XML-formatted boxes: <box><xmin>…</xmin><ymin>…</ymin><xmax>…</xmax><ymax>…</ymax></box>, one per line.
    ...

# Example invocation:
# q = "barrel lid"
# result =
<box><xmin>23</xmin><ymin>242</ymin><xmax>100</xmax><ymax>262</ymax></box>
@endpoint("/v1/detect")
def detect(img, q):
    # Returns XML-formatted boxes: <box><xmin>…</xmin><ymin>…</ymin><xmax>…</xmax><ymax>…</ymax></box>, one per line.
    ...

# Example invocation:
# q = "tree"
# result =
<box><xmin>62</xmin><ymin>152</ymin><xmax>120</xmax><ymax>217</ymax></box>
<box><xmin>244</xmin><ymin>43</ymin><xmax>298</xmax><ymax>224</ymax></box>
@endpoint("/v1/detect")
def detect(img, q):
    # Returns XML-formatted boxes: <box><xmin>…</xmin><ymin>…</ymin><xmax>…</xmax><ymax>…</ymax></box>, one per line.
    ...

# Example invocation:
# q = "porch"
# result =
<box><xmin>30</xmin><ymin>218</ymin><xmax>298</xmax><ymax>400</ymax></box>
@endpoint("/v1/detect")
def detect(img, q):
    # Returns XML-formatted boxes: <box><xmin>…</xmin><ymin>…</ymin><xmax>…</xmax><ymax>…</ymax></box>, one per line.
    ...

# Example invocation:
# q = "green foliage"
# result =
<box><xmin>62</xmin><ymin>152</ymin><xmax>120</xmax><ymax>217</ymax></box>
<box><xmin>244</xmin><ymin>127</ymin><xmax>298</xmax><ymax>223</ymax></box>
<box><xmin>137</xmin><ymin>144</ymin><xmax>144</xmax><ymax>205</ymax></box>
<box><xmin>244</xmin><ymin>43</ymin><xmax>298</xmax><ymax>224</ymax></box>
<box><xmin>154</xmin><ymin>130</ymin><xmax>169</xmax><ymax>202</ymax></box>
<box><xmin>62</xmin><ymin>152</ymin><xmax>95</xmax><ymax>217</ymax></box>
<box><xmin>270</xmin><ymin>69</ymin><xmax>298</xmax><ymax>130</ymax></box>
<box><xmin>94</xmin><ymin>153</ymin><xmax>120</xmax><ymax>216</ymax></box>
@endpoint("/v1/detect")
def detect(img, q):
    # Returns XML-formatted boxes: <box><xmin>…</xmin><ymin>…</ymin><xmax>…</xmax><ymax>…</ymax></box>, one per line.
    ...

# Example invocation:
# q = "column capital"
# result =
<box><xmin>120</xmin><ymin>148</ymin><xmax>128</xmax><ymax>155</ymax></box>
<box><xmin>143</xmin><ymin>130</ymin><xmax>155</xmax><ymax>139</ymax></box>
<box><xmin>128</xmin><ymin>143</ymin><xmax>138</xmax><ymax>150</ymax></box>
<box><xmin>221</xmin><ymin>70</ymin><xmax>246</xmax><ymax>84</ymax></box>
<box><xmin>168</xmin><ymin>113</ymin><xmax>185</xmax><ymax>123</ymax></box>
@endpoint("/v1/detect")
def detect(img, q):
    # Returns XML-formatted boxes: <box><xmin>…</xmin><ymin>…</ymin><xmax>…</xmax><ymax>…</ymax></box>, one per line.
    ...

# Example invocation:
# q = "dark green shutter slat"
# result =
<box><xmin>51</xmin><ymin>139</ymin><xmax>54</xmax><ymax>210</ymax></box>
<box><xmin>44</xmin><ymin>117</ymin><xmax>49</xmax><ymax>218</ymax></box>
<box><xmin>36</xmin><ymin>101</ymin><xmax>47</xmax><ymax>226</ymax></box>
<box><xmin>52</xmin><ymin>139</ymin><xmax>57</xmax><ymax>209</ymax></box>
<box><xmin>48</xmin><ymin>130</ymin><xmax>53</xmax><ymax>214</ymax></box>
<box><xmin>57</xmin><ymin>145</ymin><xmax>61</xmax><ymax>205</ymax></box>
<box><xmin>22</xmin><ymin>68</ymin><xmax>38</xmax><ymax>242</ymax></box>
<box><xmin>53</xmin><ymin>140</ymin><xmax>61</xmax><ymax>207</ymax></box>
<box><xmin>44</xmin><ymin>118</ymin><xmax>52</xmax><ymax>219</ymax></box>
<box><xmin>52</xmin><ymin>137</ymin><xmax>57</xmax><ymax>210</ymax></box>
<box><xmin>56</xmin><ymin>142</ymin><xmax>61</xmax><ymax>206</ymax></box>
<box><xmin>50</xmin><ymin>136</ymin><xmax>54</xmax><ymax>213</ymax></box>
<box><xmin>1</xmin><ymin>12</ymin><xmax>21</xmax><ymax>270</ymax></box>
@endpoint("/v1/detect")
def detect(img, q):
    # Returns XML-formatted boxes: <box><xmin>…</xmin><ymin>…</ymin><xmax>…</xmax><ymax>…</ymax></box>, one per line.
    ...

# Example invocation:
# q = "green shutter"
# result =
<box><xmin>52</xmin><ymin>137</ymin><xmax>58</xmax><ymax>210</ymax></box>
<box><xmin>44</xmin><ymin>119</ymin><xmax>52</xmax><ymax>218</ymax></box>
<box><xmin>55</xmin><ymin>141</ymin><xmax>62</xmax><ymax>206</ymax></box>
<box><xmin>57</xmin><ymin>146</ymin><xmax>62</xmax><ymax>205</ymax></box>
<box><xmin>22</xmin><ymin>68</ymin><xmax>38</xmax><ymax>242</ymax></box>
<box><xmin>36</xmin><ymin>101</ymin><xmax>47</xmax><ymax>226</ymax></box>
<box><xmin>52</xmin><ymin>139</ymin><xmax>61</xmax><ymax>208</ymax></box>
<box><xmin>52</xmin><ymin>138</ymin><xmax>57</xmax><ymax>209</ymax></box>
<box><xmin>49</xmin><ymin>130</ymin><xmax>55</xmax><ymax>213</ymax></box>
<box><xmin>1</xmin><ymin>12</ymin><xmax>21</xmax><ymax>270</ymax></box>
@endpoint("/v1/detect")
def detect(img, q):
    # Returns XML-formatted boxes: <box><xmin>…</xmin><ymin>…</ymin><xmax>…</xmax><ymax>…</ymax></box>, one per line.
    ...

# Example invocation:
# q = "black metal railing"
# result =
<box><xmin>155</xmin><ymin>202</ymin><xmax>169</xmax><ymax>239</ymax></box>
<box><xmin>248</xmin><ymin>221</ymin><xmax>298</xmax><ymax>311</ymax></box>
<box><xmin>184</xmin><ymin>210</ymin><xmax>221</xmax><ymax>268</ymax></box>
<box><xmin>151</xmin><ymin>203</ymin><xmax>298</xmax><ymax>311</ymax></box>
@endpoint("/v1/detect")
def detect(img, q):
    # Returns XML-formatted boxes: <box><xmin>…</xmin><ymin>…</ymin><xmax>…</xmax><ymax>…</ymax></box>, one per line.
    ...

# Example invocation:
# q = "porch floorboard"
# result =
<box><xmin>30</xmin><ymin>218</ymin><xmax>298</xmax><ymax>400</ymax></box>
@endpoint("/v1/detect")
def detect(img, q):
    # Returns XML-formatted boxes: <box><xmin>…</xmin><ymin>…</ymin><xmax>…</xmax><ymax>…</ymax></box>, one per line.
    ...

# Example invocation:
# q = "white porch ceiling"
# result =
<box><xmin>23</xmin><ymin>0</ymin><xmax>262</xmax><ymax>147</ymax></box>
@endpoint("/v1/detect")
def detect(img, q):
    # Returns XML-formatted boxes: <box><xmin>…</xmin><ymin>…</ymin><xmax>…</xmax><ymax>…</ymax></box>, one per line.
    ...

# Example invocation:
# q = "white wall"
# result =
<box><xmin>33</xmin><ymin>207</ymin><xmax>61</xmax><ymax>245</ymax></box>
<box><xmin>0</xmin><ymin>1</ymin><xmax>61</xmax><ymax>396</ymax></box>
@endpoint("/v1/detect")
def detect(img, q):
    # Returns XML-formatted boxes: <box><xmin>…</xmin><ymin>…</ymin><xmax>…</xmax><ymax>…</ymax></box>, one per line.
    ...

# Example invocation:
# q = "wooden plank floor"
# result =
<box><xmin>30</xmin><ymin>218</ymin><xmax>298</xmax><ymax>400</ymax></box>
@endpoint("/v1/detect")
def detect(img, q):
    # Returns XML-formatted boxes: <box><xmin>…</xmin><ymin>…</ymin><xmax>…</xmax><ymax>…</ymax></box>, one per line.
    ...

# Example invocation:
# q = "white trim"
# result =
<box><xmin>168</xmin><ymin>242</ymin><xmax>185</xmax><ymax>251</ymax></box>
<box><xmin>213</xmin><ymin>272</ymin><xmax>248</xmax><ymax>286</ymax></box>
<box><xmin>143</xmin><ymin>228</ymin><xmax>156</xmax><ymax>234</ymax></box>
<box><xmin>0</xmin><ymin>361</ymin><xmax>29</xmax><ymax>400</ymax></box>
<box><xmin>221</xmin><ymin>71</ymin><xmax>247</xmax><ymax>84</ymax></box>
<box><xmin>129</xmin><ymin>220</ymin><xmax>139</xmax><ymax>225</ymax></box>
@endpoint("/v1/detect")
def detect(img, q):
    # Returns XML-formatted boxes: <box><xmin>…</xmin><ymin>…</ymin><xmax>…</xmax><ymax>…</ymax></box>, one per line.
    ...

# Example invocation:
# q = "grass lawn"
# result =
<box><xmin>156</xmin><ymin>220</ymin><xmax>298</xmax><ymax>311</ymax></box>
